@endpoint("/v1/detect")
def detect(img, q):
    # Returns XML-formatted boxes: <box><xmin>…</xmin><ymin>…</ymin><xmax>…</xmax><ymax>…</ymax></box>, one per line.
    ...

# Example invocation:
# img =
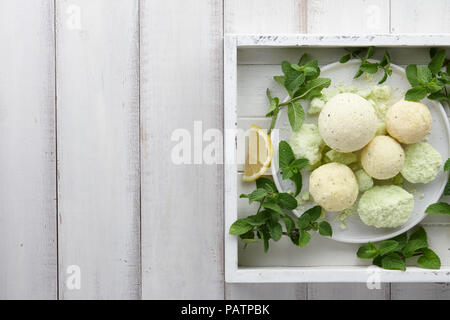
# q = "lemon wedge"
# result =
<box><xmin>242</xmin><ymin>125</ymin><xmax>273</xmax><ymax>182</ymax></box>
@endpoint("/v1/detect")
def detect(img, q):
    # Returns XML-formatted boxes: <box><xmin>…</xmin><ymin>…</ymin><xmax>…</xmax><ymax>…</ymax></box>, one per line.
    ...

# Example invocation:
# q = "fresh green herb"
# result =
<box><xmin>278</xmin><ymin>141</ymin><xmax>308</xmax><ymax>197</ymax></box>
<box><xmin>356</xmin><ymin>226</ymin><xmax>441</xmax><ymax>271</ymax></box>
<box><xmin>405</xmin><ymin>49</ymin><xmax>449</xmax><ymax>102</ymax></box>
<box><xmin>229</xmin><ymin>143</ymin><xmax>332</xmax><ymax>252</ymax></box>
<box><xmin>425</xmin><ymin>158</ymin><xmax>450</xmax><ymax>214</ymax></box>
<box><xmin>339</xmin><ymin>47</ymin><xmax>392</xmax><ymax>84</ymax></box>
<box><xmin>266</xmin><ymin>54</ymin><xmax>331</xmax><ymax>134</ymax></box>
<box><xmin>425</xmin><ymin>202</ymin><xmax>450</xmax><ymax>215</ymax></box>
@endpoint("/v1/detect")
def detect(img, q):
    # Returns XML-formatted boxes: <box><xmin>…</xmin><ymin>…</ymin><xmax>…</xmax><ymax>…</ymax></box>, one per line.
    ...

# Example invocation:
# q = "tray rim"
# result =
<box><xmin>224</xmin><ymin>33</ymin><xmax>450</xmax><ymax>283</ymax></box>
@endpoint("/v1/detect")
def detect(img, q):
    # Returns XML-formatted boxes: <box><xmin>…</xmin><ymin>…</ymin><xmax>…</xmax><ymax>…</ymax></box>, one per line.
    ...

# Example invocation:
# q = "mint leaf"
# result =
<box><xmin>305</xmin><ymin>205</ymin><xmax>322</xmax><ymax>221</ymax></box>
<box><xmin>281</xmin><ymin>214</ymin><xmax>295</xmax><ymax>234</ymax></box>
<box><xmin>294</xmin><ymin>77</ymin><xmax>331</xmax><ymax>100</ymax></box>
<box><xmin>229</xmin><ymin>219</ymin><xmax>253</xmax><ymax>235</ymax></box>
<box><xmin>241</xmin><ymin>188</ymin><xmax>268</xmax><ymax>204</ymax></box>
<box><xmin>381</xmin><ymin>253</ymin><xmax>406</xmax><ymax>271</ymax></box>
<box><xmin>357</xmin><ymin>243</ymin><xmax>379</xmax><ymax>259</ymax></box>
<box><xmin>380</xmin><ymin>52</ymin><xmax>391</xmax><ymax>67</ymax></box>
<box><xmin>406</xmin><ymin>64</ymin><xmax>420</xmax><ymax>87</ymax></box>
<box><xmin>298</xmin><ymin>53</ymin><xmax>309</xmax><ymax>66</ymax></box>
<box><xmin>409</xmin><ymin>226</ymin><xmax>427</xmax><ymax>243</ymax></box>
<box><xmin>298</xmin><ymin>230</ymin><xmax>311</xmax><ymax>247</ymax></box>
<box><xmin>290</xmin><ymin>158</ymin><xmax>309</xmax><ymax>171</ymax></box>
<box><xmin>285</xmin><ymin>70</ymin><xmax>306</xmax><ymax>91</ymax></box>
<box><xmin>365</xmin><ymin>46</ymin><xmax>375</xmax><ymax>59</ymax></box>
<box><xmin>245</xmin><ymin>214</ymin><xmax>267</xmax><ymax>226</ymax></box>
<box><xmin>318</xmin><ymin>221</ymin><xmax>332</xmax><ymax>237</ymax></box>
<box><xmin>428</xmin><ymin>91</ymin><xmax>450</xmax><ymax>101</ymax></box>
<box><xmin>281</xmin><ymin>61</ymin><xmax>291</xmax><ymax>74</ymax></box>
<box><xmin>426</xmin><ymin>202</ymin><xmax>450</xmax><ymax>215</ymax></box>
<box><xmin>417</xmin><ymin>65</ymin><xmax>432</xmax><ymax>84</ymax></box>
<box><xmin>287</xmin><ymin>100</ymin><xmax>305</xmax><ymax>131</ymax></box>
<box><xmin>340</xmin><ymin>53</ymin><xmax>351</xmax><ymax>63</ymax></box>
<box><xmin>268</xmin><ymin>222</ymin><xmax>283</xmax><ymax>241</ymax></box>
<box><xmin>278</xmin><ymin>141</ymin><xmax>295</xmax><ymax>170</ymax></box>
<box><xmin>403</xmin><ymin>239</ymin><xmax>428</xmax><ymax>258</ymax></box>
<box><xmin>360</xmin><ymin>61</ymin><xmax>379</xmax><ymax>74</ymax></box>
<box><xmin>417</xmin><ymin>248</ymin><xmax>441</xmax><ymax>269</ymax></box>
<box><xmin>444</xmin><ymin>158</ymin><xmax>450</xmax><ymax>171</ymax></box>
<box><xmin>256</xmin><ymin>177</ymin><xmax>277</xmax><ymax>193</ymax></box>
<box><xmin>258</xmin><ymin>228</ymin><xmax>270</xmax><ymax>252</ymax></box>
<box><xmin>391</xmin><ymin>233</ymin><xmax>408</xmax><ymax>250</ymax></box>
<box><xmin>297</xmin><ymin>212</ymin><xmax>311</xmax><ymax>229</ymax></box>
<box><xmin>405</xmin><ymin>86</ymin><xmax>427</xmax><ymax>101</ymax></box>
<box><xmin>444</xmin><ymin>181</ymin><xmax>450</xmax><ymax>196</ymax></box>
<box><xmin>379</xmin><ymin>240</ymin><xmax>399</xmax><ymax>255</ymax></box>
<box><xmin>428</xmin><ymin>49</ymin><xmax>446</xmax><ymax>75</ymax></box>
<box><xmin>277</xmin><ymin>193</ymin><xmax>298</xmax><ymax>210</ymax></box>
<box><xmin>290</xmin><ymin>172</ymin><xmax>302</xmax><ymax>197</ymax></box>
<box><xmin>262</xmin><ymin>202</ymin><xmax>283</xmax><ymax>215</ymax></box>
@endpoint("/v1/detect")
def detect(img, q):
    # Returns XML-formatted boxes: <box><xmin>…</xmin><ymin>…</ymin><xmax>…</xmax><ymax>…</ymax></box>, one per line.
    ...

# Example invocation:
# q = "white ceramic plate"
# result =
<box><xmin>270</xmin><ymin>59</ymin><xmax>450</xmax><ymax>243</ymax></box>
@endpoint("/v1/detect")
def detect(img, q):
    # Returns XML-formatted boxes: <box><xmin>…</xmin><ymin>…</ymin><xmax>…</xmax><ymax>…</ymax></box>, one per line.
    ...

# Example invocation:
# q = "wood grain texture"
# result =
<box><xmin>307</xmin><ymin>0</ymin><xmax>390</xmax><ymax>34</ymax></box>
<box><xmin>0</xmin><ymin>0</ymin><xmax>57</xmax><ymax>300</ymax></box>
<box><xmin>226</xmin><ymin>283</ymin><xmax>306</xmax><ymax>299</ymax></box>
<box><xmin>140</xmin><ymin>0</ymin><xmax>224</xmax><ymax>299</ymax></box>
<box><xmin>391</xmin><ymin>0</ymin><xmax>450</xmax><ymax>33</ymax></box>
<box><xmin>56</xmin><ymin>0</ymin><xmax>140</xmax><ymax>299</ymax></box>
<box><xmin>391</xmin><ymin>283</ymin><xmax>450</xmax><ymax>300</ymax></box>
<box><xmin>308</xmin><ymin>283</ymin><xmax>390</xmax><ymax>300</ymax></box>
<box><xmin>225</xmin><ymin>0</ymin><xmax>306</xmax><ymax>33</ymax></box>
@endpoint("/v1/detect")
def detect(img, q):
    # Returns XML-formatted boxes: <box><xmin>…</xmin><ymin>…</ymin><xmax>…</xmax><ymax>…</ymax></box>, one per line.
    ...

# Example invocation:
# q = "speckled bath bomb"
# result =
<box><xmin>318</xmin><ymin>93</ymin><xmax>377</xmax><ymax>152</ymax></box>
<box><xmin>358</xmin><ymin>185</ymin><xmax>414</xmax><ymax>228</ymax></box>
<box><xmin>386</xmin><ymin>100</ymin><xmax>432</xmax><ymax>144</ymax></box>
<box><xmin>361</xmin><ymin>135</ymin><xmax>405</xmax><ymax>180</ymax></box>
<box><xmin>309</xmin><ymin>162</ymin><xmax>358</xmax><ymax>212</ymax></box>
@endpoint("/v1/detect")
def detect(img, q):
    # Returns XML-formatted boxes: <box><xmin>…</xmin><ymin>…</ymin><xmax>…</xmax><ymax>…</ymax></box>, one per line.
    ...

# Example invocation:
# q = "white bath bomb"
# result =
<box><xmin>361</xmin><ymin>135</ymin><xmax>405</xmax><ymax>180</ymax></box>
<box><xmin>318</xmin><ymin>93</ymin><xmax>377</xmax><ymax>152</ymax></box>
<box><xmin>386</xmin><ymin>100</ymin><xmax>432</xmax><ymax>144</ymax></box>
<box><xmin>309</xmin><ymin>162</ymin><xmax>358</xmax><ymax>212</ymax></box>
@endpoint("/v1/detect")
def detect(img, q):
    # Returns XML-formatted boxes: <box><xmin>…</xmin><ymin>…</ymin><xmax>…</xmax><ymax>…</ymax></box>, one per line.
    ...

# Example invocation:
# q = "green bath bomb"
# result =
<box><xmin>358</xmin><ymin>185</ymin><xmax>414</xmax><ymax>228</ymax></box>
<box><xmin>401</xmin><ymin>143</ymin><xmax>442</xmax><ymax>183</ymax></box>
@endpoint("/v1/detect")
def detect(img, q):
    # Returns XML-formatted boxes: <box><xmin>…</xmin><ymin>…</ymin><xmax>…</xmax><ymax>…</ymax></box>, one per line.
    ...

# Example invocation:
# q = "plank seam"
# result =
<box><xmin>53</xmin><ymin>0</ymin><xmax>59</xmax><ymax>301</ymax></box>
<box><xmin>138</xmin><ymin>0</ymin><xmax>143</xmax><ymax>301</ymax></box>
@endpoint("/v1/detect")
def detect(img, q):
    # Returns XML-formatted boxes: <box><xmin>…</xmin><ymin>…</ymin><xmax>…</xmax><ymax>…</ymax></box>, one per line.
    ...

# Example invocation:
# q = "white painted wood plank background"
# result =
<box><xmin>0</xmin><ymin>0</ymin><xmax>449</xmax><ymax>299</ymax></box>
<box><xmin>140</xmin><ymin>0</ymin><xmax>224</xmax><ymax>299</ymax></box>
<box><xmin>0</xmin><ymin>0</ymin><xmax>57</xmax><ymax>300</ymax></box>
<box><xmin>56</xmin><ymin>0</ymin><xmax>140</xmax><ymax>299</ymax></box>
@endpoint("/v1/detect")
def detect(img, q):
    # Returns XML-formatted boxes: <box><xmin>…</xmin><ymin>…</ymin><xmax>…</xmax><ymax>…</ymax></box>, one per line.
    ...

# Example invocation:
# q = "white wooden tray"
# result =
<box><xmin>224</xmin><ymin>34</ymin><xmax>450</xmax><ymax>283</ymax></box>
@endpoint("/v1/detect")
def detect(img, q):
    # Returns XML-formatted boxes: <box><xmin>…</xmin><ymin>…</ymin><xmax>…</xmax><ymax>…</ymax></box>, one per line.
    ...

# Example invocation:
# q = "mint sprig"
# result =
<box><xmin>425</xmin><ymin>158</ymin><xmax>450</xmax><ymax>215</ymax></box>
<box><xmin>278</xmin><ymin>141</ymin><xmax>308</xmax><ymax>197</ymax></box>
<box><xmin>405</xmin><ymin>49</ymin><xmax>449</xmax><ymax>102</ymax></box>
<box><xmin>230</xmin><ymin>143</ymin><xmax>332</xmax><ymax>252</ymax></box>
<box><xmin>339</xmin><ymin>47</ymin><xmax>392</xmax><ymax>84</ymax></box>
<box><xmin>357</xmin><ymin>227</ymin><xmax>441</xmax><ymax>271</ymax></box>
<box><xmin>266</xmin><ymin>54</ymin><xmax>331</xmax><ymax>134</ymax></box>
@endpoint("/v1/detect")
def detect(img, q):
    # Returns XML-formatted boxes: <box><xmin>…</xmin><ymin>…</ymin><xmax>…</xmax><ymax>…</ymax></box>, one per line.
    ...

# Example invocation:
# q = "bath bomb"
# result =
<box><xmin>361</xmin><ymin>135</ymin><xmax>405</xmax><ymax>180</ymax></box>
<box><xmin>318</xmin><ymin>93</ymin><xmax>377</xmax><ymax>152</ymax></box>
<box><xmin>401</xmin><ymin>142</ymin><xmax>442</xmax><ymax>183</ymax></box>
<box><xmin>358</xmin><ymin>185</ymin><xmax>414</xmax><ymax>228</ymax></box>
<box><xmin>386</xmin><ymin>100</ymin><xmax>432</xmax><ymax>144</ymax></box>
<box><xmin>309</xmin><ymin>162</ymin><xmax>358</xmax><ymax>212</ymax></box>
